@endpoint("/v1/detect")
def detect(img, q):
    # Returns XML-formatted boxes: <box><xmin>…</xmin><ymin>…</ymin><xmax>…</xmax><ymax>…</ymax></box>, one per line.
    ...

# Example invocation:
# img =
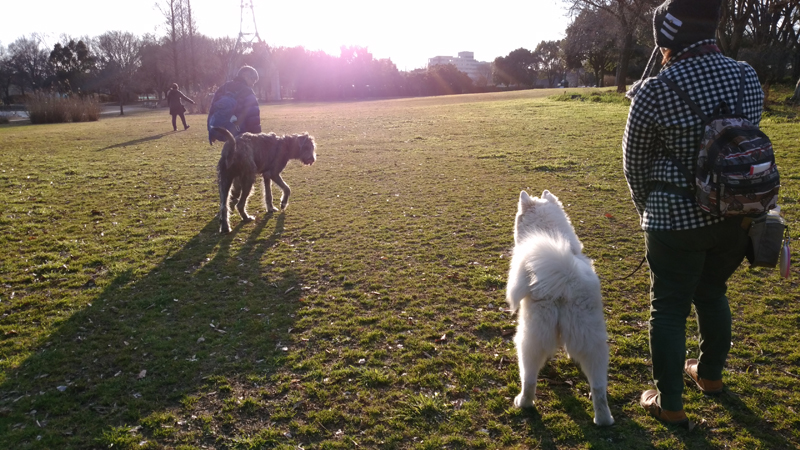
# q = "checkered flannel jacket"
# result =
<box><xmin>622</xmin><ymin>40</ymin><xmax>765</xmax><ymax>230</ymax></box>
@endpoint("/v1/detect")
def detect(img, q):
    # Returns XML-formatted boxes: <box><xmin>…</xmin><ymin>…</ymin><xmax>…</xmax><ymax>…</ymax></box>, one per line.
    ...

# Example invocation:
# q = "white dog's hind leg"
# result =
<box><xmin>514</xmin><ymin>301</ymin><xmax>557</xmax><ymax>409</ymax></box>
<box><xmin>562</xmin><ymin>318</ymin><xmax>614</xmax><ymax>426</ymax></box>
<box><xmin>577</xmin><ymin>344</ymin><xmax>614</xmax><ymax>426</ymax></box>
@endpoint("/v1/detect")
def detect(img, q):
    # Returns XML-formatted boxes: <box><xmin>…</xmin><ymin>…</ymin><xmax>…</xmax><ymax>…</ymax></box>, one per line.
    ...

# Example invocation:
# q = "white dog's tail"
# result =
<box><xmin>506</xmin><ymin>232</ymin><xmax>581</xmax><ymax>312</ymax></box>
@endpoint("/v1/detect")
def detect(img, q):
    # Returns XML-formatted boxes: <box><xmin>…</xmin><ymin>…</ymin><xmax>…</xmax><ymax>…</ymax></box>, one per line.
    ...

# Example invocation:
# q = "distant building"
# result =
<box><xmin>428</xmin><ymin>51</ymin><xmax>491</xmax><ymax>82</ymax></box>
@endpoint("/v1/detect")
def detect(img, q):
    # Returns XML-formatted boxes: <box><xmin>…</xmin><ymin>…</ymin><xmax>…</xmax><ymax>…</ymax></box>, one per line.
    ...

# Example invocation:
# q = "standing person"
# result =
<box><xmin>207</xmin><ymin>65</ymin><xmax>262</xmax><ymax>144</ymax></box>
<box><xmin>622</xmin><ymin>0</ymin><xmax>764</xmax><ymax>426</ymax></box>
<box><xmin>166</xmin><ymin>83</ymin><xmax>196</xmax><ymax>131</ymax></box>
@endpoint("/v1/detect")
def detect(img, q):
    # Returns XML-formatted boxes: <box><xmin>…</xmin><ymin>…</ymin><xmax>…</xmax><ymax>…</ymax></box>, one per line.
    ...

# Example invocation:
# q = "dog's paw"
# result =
<box><xmin>266</xmin><ymin>205</ymin><xmax>278</xmax><ymax>213</ymax></box>
<box><xmin>220</xmin><ymin>224</ymin><xmax>231</xmax><ymax>234</ymax></box>
<box><xmin>591</xmin><ymin>388</ymin><xmax>614</xmax><ymax>426</ymax></box>
<box><xmin>280</xmin><ymin>202</ymin><xmax>288</xmax><ymax>211</ymax></box>
<box><xmin>513</xmin><ymin>393</ymin><xmax>535</xmax><ymax>409</ymax></box>
<box><xmin>241</xmin><ymin>215</ymin><xmax>256</xmax><ymax>222</ymax></box>
<box><xmin>593</xmin><ymin>412</ymin><xmax>614</xmax><ymax>427</ymax></box>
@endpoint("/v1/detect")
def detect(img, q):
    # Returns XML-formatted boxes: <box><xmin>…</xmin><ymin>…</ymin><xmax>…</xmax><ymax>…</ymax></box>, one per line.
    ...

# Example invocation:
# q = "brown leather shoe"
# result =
<box><xmin>684</xmin><ymin>359</ymin><xmax>723</xmax><ymax>394</ymax></box>
<box><xmin>640</xmin><ymin>390</ymin><xmax>689</xmax><ymax>425</ymax></box>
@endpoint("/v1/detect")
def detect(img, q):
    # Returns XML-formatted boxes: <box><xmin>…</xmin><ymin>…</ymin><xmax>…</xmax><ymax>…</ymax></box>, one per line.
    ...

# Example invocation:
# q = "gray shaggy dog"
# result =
<box><xmin>214</xmin><ymin>127</ymin><xmax>316</xmax><ymax>233</ymax></box>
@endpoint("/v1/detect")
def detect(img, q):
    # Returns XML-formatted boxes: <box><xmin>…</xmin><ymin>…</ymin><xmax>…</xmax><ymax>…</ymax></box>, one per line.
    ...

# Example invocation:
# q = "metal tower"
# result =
<box><xmin>229</xmin><ymin>0</ymin><xmax>281</xmax><ymax>100</ymax></box>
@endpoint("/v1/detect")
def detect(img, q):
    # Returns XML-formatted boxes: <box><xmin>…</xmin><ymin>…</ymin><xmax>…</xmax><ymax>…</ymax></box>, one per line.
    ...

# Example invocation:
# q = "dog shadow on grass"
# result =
<box><xmin>96</xmin><ymin>132</ymin><xmax>173</xmax><ymax>151</ymax></box>
<box><xmin>0</xmin><ymin>214</ymin><xmax>302</xmax><ymax>447</ymax></box>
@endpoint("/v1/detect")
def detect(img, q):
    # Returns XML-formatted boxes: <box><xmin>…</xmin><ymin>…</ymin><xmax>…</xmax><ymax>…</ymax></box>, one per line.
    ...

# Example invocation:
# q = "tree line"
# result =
<box><xmin>496</xmin><ymin>0</ymin><xmax>800</xmax><ymax>93</ymax></box>
<box><xmin>2</xmin><ymin>0</ymin><xmax>800</xmax><ymax>106</ymax></box>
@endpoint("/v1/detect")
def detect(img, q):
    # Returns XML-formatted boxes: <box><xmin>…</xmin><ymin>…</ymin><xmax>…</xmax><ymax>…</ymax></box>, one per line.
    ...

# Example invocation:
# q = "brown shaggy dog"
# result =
<box><xmin>215</xmin><ymin>127</ymin><xmax>316</xmax><ymax>233</ymax></box>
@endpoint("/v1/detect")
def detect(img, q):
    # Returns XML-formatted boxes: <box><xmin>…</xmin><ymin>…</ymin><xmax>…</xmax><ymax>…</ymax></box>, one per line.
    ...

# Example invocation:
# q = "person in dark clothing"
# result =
<box><xmin>623</xmin><ymin>0</ymin><xmax>763</xmax><ymax>426</ymax></box>
<box><xmin>167</xmin><ymin>83</ymin><xmax>195</xmax><ymax>131</ymax></box>
<box><xmin>207</xmin><ymin>65</ymin><xmax>261</xmax><ymax>144</ymax></box>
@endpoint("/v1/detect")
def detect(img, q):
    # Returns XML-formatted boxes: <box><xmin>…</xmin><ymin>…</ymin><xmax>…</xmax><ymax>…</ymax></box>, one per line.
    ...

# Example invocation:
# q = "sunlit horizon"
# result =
<box><xmin>2</xmin><ymin>0</ymin><xmax>570</xmax><ymax>71</ymax></box>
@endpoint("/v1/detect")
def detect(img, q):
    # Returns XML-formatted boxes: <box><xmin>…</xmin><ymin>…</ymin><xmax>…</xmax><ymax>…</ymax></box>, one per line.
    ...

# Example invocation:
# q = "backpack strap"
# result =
<box><xmin>657</xmin><ymin>74</ymin><xmax>710</xmax><ymax>123</ymax></box>
<box><xmin>736</xmin><ymin>63</ymin><xmax>746</xmax><ymax>116</ymax></box>
<box><xmin>656</xmin><ymin>74</ymin><xmax>702</xmax><ymax>190</ymax></box>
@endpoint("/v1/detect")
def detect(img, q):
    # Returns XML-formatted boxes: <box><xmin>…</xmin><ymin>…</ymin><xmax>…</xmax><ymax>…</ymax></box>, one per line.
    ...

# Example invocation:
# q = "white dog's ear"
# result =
<box><xmin>518</xmin><ymin>191</ymin><xmax>535</xmax><ymax>211</ymax></box>
<box><xmin>542</xmin><ymin>190</ymin><xmax>559</xmax><ymax>204</ymax></box>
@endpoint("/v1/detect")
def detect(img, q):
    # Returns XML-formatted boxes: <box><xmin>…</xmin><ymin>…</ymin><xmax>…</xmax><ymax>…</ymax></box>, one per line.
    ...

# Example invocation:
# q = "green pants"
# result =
<box><xmin>645</xmin><ymin>218</ymin><xmax>749</xmax><ymax>411</ymax></box>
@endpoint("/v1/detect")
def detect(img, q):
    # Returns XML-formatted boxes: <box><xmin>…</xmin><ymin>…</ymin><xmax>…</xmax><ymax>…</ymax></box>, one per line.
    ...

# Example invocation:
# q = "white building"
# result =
<box><xmin>428</xmin><ymin>51</ymin><xmax>491</xmax><ymax>82</ymax></box>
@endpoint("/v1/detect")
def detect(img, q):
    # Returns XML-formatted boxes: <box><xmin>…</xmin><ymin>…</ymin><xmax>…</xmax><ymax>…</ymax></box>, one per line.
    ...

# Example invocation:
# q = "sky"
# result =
<box><xmin>1</xmin><ymin>0</ymin><xmax>571</xmax><ymax>71</ymax></box>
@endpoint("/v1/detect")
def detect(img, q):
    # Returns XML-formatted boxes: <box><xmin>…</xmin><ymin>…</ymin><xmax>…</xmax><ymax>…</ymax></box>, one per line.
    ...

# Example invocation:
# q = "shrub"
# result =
<box><xmin>189</xmin><ymin>88</ymin><xmax>215</xmax><ymax>114</ymax></box>
<box><xmin>25</xmin><ymin>92</ymin><xmax>102</xmax><ymax>124</ymax></box>
<box><xmin>26</xmin><ymin>92</ymin><xmax>68</xmax><ymax>124</ymax></box>
<box><xmin>0</xmin><ymin>115</ymin><xmax>9</xmax><ymax>125</ymax></box>
<box><xmin>551</xmin><ymin>90</ymin><xmax>629</xmax><ymax>104</ymax></box>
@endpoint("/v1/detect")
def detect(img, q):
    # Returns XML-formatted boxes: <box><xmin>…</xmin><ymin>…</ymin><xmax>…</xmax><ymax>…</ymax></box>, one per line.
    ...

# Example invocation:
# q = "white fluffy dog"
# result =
<box><xmin>506</xmin><ymin>190</ymin><xmax>614</xmax><ymax>426</ymax></box>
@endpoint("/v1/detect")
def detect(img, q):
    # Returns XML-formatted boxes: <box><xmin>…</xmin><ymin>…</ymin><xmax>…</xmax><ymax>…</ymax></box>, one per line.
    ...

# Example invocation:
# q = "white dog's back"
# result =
<box><xmin>506</xmin><ymin>232</ymin><xmax>599</xmax><ymax>314</ymax></box>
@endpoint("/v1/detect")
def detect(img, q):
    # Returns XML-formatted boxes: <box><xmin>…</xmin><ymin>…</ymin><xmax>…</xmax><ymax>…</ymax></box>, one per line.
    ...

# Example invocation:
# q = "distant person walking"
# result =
<box><xmin>167</xmin><ymin>83</ymin><xmax>195</xmax><ymax>131</ymax></box>
<box><xmin>207</xmin><ymin>65</ymin><xmax>262</xmax><ymax>144</ymax></box>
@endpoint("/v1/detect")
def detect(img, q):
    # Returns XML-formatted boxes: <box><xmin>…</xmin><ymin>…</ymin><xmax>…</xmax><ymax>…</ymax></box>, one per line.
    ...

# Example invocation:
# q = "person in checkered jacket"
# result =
<box><xmin>622</xmin><ymin>0</ymin><xmax>764</xmax><ymax>426</ymax></box>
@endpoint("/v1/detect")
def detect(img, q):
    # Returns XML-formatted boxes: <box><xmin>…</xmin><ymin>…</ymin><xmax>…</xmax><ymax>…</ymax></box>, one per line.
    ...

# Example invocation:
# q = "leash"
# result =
<box><xmin>614</xmin><ymin>255</ymin><xmax>648</xmax><ymax>281</ymax></box>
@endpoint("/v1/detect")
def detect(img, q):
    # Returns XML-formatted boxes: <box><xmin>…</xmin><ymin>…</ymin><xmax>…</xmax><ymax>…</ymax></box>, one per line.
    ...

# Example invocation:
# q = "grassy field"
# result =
<box><xmin>0</xmin><ymin>88</ymin><xmax>798</xmax><ymax>449</ymax></box>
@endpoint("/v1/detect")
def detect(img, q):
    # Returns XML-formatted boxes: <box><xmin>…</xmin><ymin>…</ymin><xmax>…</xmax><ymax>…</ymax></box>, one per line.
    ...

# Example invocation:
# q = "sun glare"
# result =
<box><xmin>1</xmin><ymin>0</ymin><xmax>569</xmax><ymax>71</ymax></box>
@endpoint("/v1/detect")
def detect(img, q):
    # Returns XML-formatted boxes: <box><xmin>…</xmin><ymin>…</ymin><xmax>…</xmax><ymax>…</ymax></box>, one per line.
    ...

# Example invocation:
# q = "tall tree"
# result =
<box><xmin>95</xmin><ymin>31</ymin><xmax>144</xmax><ymax>115</ymax></box>
<box><xmin>534</xmin><ymin>40</ymin><xmax>567</xmax><ymax>87</ymax></box>
<box><xmin>0</xmin><ymin>44</ymin><xmax>14</xmax><ymax>103</ymax></box>
<box><xmin>49</xmin><ymin>39</ymin><xmax>97</xmax><ymax>94</ymax></box>
<box><xmin>563</xmin><ymin>8</ymin><xmax>619</xmax><ymax>86</ymax></box>
<box><xmin>184</xmin><ymin>0</ymin><xmax>198</xmax><ymax>90</ymax></box>
<box><xmin>493</xmin><ymin>48</ymin><xmax>539</xmax><ymax>87</ymax></box>
<box><xmin>158</xmin><ymin>0</ymin><xmax>184</xmax><ymax>86</ymax></box>
<box><xmin>138</xmin><ymin>36</ymin><xmax>173</xmax><ymax>99</ymax></box>
<box><xmin>426</xmin><ymin>63</ymin><xmax>474</xmax><ymax>95</ymax></box>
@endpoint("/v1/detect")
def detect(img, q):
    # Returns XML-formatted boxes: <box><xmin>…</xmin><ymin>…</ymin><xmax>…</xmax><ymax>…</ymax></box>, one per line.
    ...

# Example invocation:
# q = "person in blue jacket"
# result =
<box><xmin>207</xmin><ymin>65</ymin><xmax>262</xmax><ymax>144</ymax></box>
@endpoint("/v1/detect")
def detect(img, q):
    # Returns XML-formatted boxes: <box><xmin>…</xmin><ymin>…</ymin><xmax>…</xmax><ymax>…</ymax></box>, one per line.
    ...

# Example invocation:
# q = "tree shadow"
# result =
<box><xmin>0</xmin><ymin>214</ymin><xmax>299</xmax><ymax>447</ymax></box>
<box><xmin>96</xmin><ymin>133</ymin><xmax>173</xmax><ymax>151</ymax></box>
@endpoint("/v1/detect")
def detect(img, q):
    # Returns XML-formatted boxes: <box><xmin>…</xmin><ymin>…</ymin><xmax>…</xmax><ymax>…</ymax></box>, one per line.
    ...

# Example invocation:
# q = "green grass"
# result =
<box><xmin>0</xmin><ymin>87</ymin><xmax>798</xmax><ymax>449</ymax></box>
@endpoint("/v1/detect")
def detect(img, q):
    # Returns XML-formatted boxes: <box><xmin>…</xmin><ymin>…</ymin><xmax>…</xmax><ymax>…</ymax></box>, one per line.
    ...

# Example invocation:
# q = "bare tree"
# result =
<box><xmin>158</xmin><ymin>0</ymin><xmax>183</xmax><ymax>85</ymax></box>
<box><xmin>138</xmin><ymin>35</ymin><xmax>173</xmax><ymax>100</ymax></box>
<box><xmin>746</xmin><ymin>0</ymin><xmax>800</xmax><ymax>93</ymax></box>
<box><xmin>157</xmin><ymin>0</ymin><xmax>198</xmax><ymax>89</ymax></box>
<box><xmin>718</xmin><ymin>0</ymin><xmax>757</xmax><ymax>58</ymax></box>
<box><xmin>185</xmin><ymin>0</ymin><xmax>198</xmax><ymax>91</ymax></box>
<box><xmin>565</xmin><ymin>0</ymin><xmax>661</xmax><ymax>92</ymax></box>
<box><xmin>8</xmin><ymin>34</ymin><xmax>50</xmax><ymax>95</ymax></box>
<box><xmin>95</xmin><ymin>31</ymin><xmax>144</xmax><ymax>115</ymax></box>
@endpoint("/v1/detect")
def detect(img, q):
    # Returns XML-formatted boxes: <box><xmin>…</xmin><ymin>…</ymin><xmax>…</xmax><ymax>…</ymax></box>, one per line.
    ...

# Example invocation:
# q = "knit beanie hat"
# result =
<box><xmin>653</xmin><ymin>0</ymin><xmax>722</xmax><ymax>50</ymax></box>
